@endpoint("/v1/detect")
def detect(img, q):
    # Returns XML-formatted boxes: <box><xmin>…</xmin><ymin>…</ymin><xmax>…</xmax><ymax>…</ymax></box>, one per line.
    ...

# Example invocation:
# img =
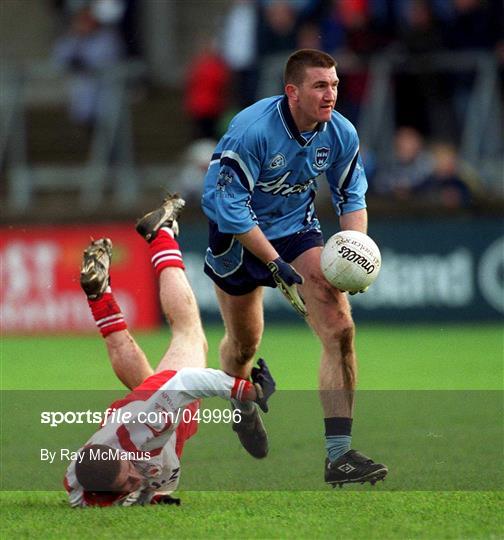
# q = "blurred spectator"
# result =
<box><xmin>307</xmin><ymin>0</ymin><xmax>390</xmax><ymax>54</ymax></box>
<box><xmin>336</xmin><ymin>0</ymin><xmax>387</xmax><ymax>123</ymax></box>
<box><xmin>414</xmin><ymin>143</ymin><xmax>475</xmax><ymax>209</ymax></box>
<box><xmin>296</xmin><ymin>21</ymin><xmax>323</xmax><ymax>50</ymax></box>
<box><xmin>443</xmin><ymin>0</ymin><xmax>502</xmax><ymax>134</ymax></box>
<box><xmin>367</xmin><ymin>0</ymin><xmax>401</xmax><ymax>38</ymax></box>
<box><xmin>305</xmin><ymin>1</ymin><xmax>393</xmax><ymax>123</ymax></box>
<box><xmin>220</xmin><ymin>0</ymin><xmax>259</xmax><ymax>109</ymax></box>
<box><xmin>257</xmin><ymin>1</ymin><xmax>298</xmax><ymax>57</ymax></box>
<box><xmin>444</xmin><ymin>0</ymin><xmax>498</xmax><ymax>51</ymax></box>
<box><xmin>373</xmin><ymin>126</ymin><xmax>434</xmax><ymax>198</ymax></box>
<box><xmin>316</xmin><ymin>0</ymin><xmax>347</xmax><ymax>52</ymax></box>
<box><xmin>341</xmin><ymin>0</ymin><xmax>387</xmax><ymax>53</ymax></box>
<box><xmin>177</xmin><ymin>139</ymin><xmax>217</xmax><ymax>205</ymax></box>
<box><xmin>394</xmin><ymin>0</ymin><xmax>451</xmax><ymax>139</ymax></box>
<box><xmin>254</xmin><ymin>1</ymin><xmax>301</xmax><ymax>97</ymax></box>
<box><xmin>52</xmin><ymin>1</ymin><xmax>125</xmax><ymax>128</ymax></box>
<box><xmin>117</xmin><ymin>0</ymin><xmax>141</xmax><ymax>58</ymax></box>
<box><xmin>183</xmin><ymin>38</ymin><xmax>231</xmax><ymax>140</ymax></box>
<box><xmin>398</xmin><ymin>0</ymin><xmax>443</xmax><ymax>55</ymax></box>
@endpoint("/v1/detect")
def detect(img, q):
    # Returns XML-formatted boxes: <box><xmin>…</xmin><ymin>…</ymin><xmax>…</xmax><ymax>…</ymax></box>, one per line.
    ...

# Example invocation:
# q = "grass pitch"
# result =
<box><xmin>1</xmin><ymin>324</ymin><xmax>503</xmax><ymax>538</ymax></box>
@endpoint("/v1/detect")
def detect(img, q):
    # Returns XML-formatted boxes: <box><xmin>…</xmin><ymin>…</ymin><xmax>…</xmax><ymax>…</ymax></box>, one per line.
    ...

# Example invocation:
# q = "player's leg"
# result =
<box><xmin>214</xmin><ymin>286</ymin><xmax>264</xmax><ymax>379</ymax></box>
<box><xmin>81</xmin><ymin>239</ymin><xmax>153</xmax><ymax>390</ymax></box>
<box><xmin>292</xmin><ymin>246</ymin><xmax>387</xmax><ymax>485</ymax></box>
<box><xmin>155</xmin><ymin>264</ymin><xmax>208</xmax><ymax>372</ymax></box>
<box><xmin>292</xmin><ymin>246</ymin><xmax>356</xmax><ymax>413</ymax></box>
<box><xmin>136</xmin><ymin>195</ymin><xmax>208</xmax><ymax>373</ymax></box>
<box><xmin>203</xmin><ymin>223</ymin><xmax>273</xmax><ymax>458</ymax></box>
<box><xmin>214</xmin><ymin>285</ymin><xmax>268</xmax><ymax>458</ymax></box>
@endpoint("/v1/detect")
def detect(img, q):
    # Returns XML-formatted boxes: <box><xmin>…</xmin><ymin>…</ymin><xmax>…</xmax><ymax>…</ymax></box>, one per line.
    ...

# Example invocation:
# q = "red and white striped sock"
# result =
<box><xmin>149</xmin><ymin>227</ymin><xmax>185</xmax><ymax>276</ymax></box>
<box><xmin>231</xmin><ymin>377</ymin><xmax>254</xmax><ymax>401</ymax></box>
<box><xmin>88</xmin><ymin>288</ymin><xmax>127</xmax><ymax>337</ymax></box>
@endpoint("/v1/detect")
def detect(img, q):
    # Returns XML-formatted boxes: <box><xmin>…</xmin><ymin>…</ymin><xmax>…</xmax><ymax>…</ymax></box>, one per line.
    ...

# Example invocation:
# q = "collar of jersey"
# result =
<box><xmin>278</xmin><ymin>95</ymin><xmax>327</xmax><ymax>147</ymax></box>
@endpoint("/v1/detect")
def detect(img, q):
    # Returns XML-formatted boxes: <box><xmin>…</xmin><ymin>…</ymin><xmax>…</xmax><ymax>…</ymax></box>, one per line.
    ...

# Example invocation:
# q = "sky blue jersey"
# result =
<box><xmin>201</xmin><ymin>95</ymin><xmax>368</xmax><ymax>240</ymax></box>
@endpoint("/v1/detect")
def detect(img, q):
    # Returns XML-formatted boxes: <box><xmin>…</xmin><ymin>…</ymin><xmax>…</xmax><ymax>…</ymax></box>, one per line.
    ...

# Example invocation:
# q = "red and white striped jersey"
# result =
<box><xmin>64</xmin><ymin>367</ymin><xmax>253</xmax><ymax>507</ymax></box>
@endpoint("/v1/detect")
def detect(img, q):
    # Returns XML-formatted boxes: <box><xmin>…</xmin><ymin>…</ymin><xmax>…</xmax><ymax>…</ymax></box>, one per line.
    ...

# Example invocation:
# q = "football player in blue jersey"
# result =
<box><xmin>201</xmin><ymin>49</ymin><xmax>388</xmax><ymax>487</ymax></box>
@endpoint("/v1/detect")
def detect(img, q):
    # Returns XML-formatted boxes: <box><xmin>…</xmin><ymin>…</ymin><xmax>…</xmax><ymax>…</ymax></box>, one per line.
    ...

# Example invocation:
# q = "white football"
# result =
<box><xmin>320</xmin><ymin>230</ymin><xmax>381</xmax><ymax>293</ymax></box>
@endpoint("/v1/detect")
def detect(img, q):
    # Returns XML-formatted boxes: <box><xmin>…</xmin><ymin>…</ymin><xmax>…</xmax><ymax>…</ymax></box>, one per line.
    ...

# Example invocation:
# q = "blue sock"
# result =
<box><xmin>324</xmin><ymin>417</ymin><xmax>353</xmax><ymax>462</ymax></box>
<box><xmin>325</xmin><ymin>435</ymin><xmax>352</xmax><ymax>462</ymax></box>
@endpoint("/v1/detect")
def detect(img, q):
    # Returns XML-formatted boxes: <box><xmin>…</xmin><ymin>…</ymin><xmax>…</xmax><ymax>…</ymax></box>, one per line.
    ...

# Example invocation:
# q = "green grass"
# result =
<box><xmin>2</xmin><ymin>491</ymin><xmax>503</xmax><ymax>539</ymax></box>
<box><xmin>2</xmin><ymin>324</ymin><xmax>502</xmax><ymax>390</ymax></box>
<box><xmin>1</xmin><ymin>324</ymin><xmax>503</xmax><ymax>538</ymax></box>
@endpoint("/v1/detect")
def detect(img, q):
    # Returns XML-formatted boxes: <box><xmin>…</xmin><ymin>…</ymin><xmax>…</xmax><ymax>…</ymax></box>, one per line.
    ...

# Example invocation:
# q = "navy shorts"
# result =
<box><xmin>204</xmin><ymin>221</ymin><xmax>324</xmax><ymax>296</ymax></box>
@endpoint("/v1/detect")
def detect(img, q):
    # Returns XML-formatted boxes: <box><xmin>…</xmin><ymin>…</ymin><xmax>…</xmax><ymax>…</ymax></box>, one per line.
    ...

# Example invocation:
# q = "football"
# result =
<box><xmin>320</xmin><ymin>230</ymin><xmax>381</xmax><ymax>293</ymax></box>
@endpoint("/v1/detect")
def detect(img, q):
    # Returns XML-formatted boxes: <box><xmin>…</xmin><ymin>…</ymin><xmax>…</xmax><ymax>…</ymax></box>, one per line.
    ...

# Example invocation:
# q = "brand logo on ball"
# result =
<box><xmin>338</xmin><ymin>246</ymin><xmax>375</xmax><ymax>274</ymax></box>
<box><xmin>320</xmin><ymin>231</ymin><xmax>382</xmax><ymax>293</ymax></box>
<box><xmin>314</xmin><ymin>147</ymin><xmax>330</xmax><ymax>168</ymax></box>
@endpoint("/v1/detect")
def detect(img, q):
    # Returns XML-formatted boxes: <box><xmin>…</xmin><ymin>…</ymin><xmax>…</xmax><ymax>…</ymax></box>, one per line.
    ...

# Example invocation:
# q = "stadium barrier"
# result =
<box><xmin>1</xmin><ymin>217</ymin><xmax>502</xmax><ymax>333</ymax></box>
<box><xmin>179</xmin><ymin>218</ymin><xmax>504</xmax><ymax>323</ymax></box>
<box><xmin>0</xmin><ymin>224</ymin><xmax>158</xmax><ymax>333</ymax></box>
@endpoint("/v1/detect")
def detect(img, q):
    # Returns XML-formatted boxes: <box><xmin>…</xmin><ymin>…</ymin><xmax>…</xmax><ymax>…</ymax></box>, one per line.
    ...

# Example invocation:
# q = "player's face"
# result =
<box><xmin>111</xmin><ymin>460</ymin><xmax>144</xmax><ymax>493</ymax></box>
<box><xmin>290</xmin><ymin>66</ymin><xmax>338</xmax><ymax>131</ymax></box>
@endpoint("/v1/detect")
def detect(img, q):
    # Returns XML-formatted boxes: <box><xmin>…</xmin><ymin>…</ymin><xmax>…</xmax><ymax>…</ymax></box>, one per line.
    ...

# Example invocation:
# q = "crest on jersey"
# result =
<box><xmin>269</xmin><ymin>153</ymin><xmax>286</xmax><ymax>169</ymax></box>
<box><xmin>216</xmin><ymin>170</ymin><xmax>233</xmax><ymax>191</ymax></box>
<box><xmin>314</xmin><ymin>147</ymin><xmax>330</xmax><ymax>168</ymax></box>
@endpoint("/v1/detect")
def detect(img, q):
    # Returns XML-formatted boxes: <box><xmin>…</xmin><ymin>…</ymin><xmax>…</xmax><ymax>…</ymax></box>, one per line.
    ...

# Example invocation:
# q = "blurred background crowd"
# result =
<box><xmin>1</xmin><ymin>0</ymin><xmax>503</xmax><ymax>222</ymax></box>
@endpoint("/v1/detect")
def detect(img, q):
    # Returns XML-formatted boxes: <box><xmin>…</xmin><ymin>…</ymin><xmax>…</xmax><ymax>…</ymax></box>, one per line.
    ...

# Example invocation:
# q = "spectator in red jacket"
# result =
<box><xmin>184</xmin><ymin>39</ymin><xmax>231</xmax><ymax>140</ymax></box>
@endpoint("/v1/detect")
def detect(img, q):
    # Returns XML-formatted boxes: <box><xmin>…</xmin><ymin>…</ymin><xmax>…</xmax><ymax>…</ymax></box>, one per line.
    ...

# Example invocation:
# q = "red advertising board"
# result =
<box><xmin>1</xmin><ymin>224</ymin><xmax>160</xmax><ymax>333</ymax></box>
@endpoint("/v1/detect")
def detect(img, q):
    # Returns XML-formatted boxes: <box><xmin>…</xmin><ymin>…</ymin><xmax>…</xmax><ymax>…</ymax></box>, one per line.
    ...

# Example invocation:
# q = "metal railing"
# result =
<box><xmin>1</xmin><ymin>60</ymin><xmax>145</xmax><ymax>213</ymax></box>
<box><xmin>1</xmin><ymin>51</ymin><xmax>502</xmax><ymax>216</ymax></box>
<box><xmin>360</xmin><ymin>51</ymin><xmax>502</xmax><ymax>174</ymax></box>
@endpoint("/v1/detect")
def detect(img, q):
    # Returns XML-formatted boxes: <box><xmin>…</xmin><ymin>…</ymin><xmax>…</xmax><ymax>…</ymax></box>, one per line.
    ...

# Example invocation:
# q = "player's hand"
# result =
<box><xmin>251</xmin><ymin>358</ymin><xmax>276</xmax><ymax>413</ymax></box>
<box><xmin>267</xmin><ymin>257</ymin><xmax>307</xmax><ymax>317</ymax></box>
<box><xmin>150</xmin><ymin>494</ymin><xmax>181</xmax><ymax>506</ymax></box>
<box><xmin>349</xmin><ymin>286</ymin><xmax>369</xmax><ymax>296</ymax></box>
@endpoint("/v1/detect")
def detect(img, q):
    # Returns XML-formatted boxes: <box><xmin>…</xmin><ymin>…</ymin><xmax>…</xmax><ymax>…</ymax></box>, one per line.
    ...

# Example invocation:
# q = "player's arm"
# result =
<box><xmin>236</xmin><ymin>227</ymin><xmax>307</xmax><ymax>317</ymax></box>
<box><xmin>326</xmin><ymin>122</ymin><xmax>368</xmax><ymax>220</ymax></box>
<box><xmin>326</xmin><ymin>125</ymin><xmax>370</xmax><ymax>294</ymax></box>
<box><xmin>210</xmin><ymin>139</ymin><xmax>306</xmax><ymax>316</ymax></box>
<box><xmin>235</xmin><ymin>226</ymin><xmax>279</xmax><ymax>263</ymax></box>
<box><xmin>339</xmin><ymin>208</ymin><xmax>368</xmax><ymax>234</ymax></box>
<box><xmin>339</xmin><ymin>208</ymin><xmax>370</xmax><ymax>295</ymax></box>
<box><xmin>160</xmin><ymin>362</ymin><xmax>276</xmax><ymax>413</ymax></box>
<box><xmin>64</xmin><ymin>473</ymin><xmax>87</xmax><ymax>507</ymax></box>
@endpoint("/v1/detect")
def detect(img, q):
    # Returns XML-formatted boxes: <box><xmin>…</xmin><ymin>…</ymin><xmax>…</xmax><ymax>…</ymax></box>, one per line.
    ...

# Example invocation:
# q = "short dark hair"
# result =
<box><xmin>75</xmin><ymin>444</ymin><xmax>121</xmax><ymax>492</ymax></box>
<box><xmin>284</xmin><ymin>49</ymin><xmax>337</xmax><ymax>86</ymax></box>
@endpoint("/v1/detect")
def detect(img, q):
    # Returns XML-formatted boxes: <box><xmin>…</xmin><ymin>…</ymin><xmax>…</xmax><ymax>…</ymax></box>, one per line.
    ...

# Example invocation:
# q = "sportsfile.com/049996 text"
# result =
<box><xmin>40</xmin><ymin>407</ymin><xmax>242</xmax><ymax>428</ymax></box>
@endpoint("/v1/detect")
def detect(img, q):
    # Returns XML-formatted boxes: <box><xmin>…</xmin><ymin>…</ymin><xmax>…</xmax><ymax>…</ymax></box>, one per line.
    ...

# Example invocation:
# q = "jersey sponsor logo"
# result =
<box><xmin>314</xmin><ymin>146</ymin><xmax>330</xmax><ymax>168</ymax></box>
<box><xmin>268</xmin><ymin>153</ymin><xmax>286</xmax><ymax>169</ymax></box>
<box><xmin>256</xmin><ymin>171</ymin><xmax>317</xmax><ymax>197</ymax></box>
